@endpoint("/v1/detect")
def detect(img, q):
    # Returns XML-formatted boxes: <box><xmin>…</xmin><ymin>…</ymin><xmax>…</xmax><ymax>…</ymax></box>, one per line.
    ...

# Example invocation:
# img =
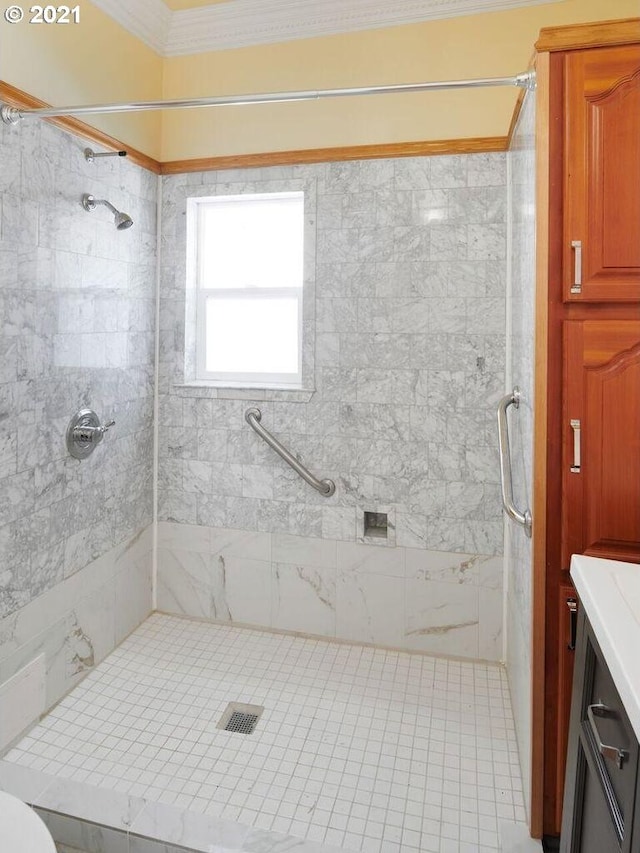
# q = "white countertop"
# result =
<box><xmin>571</xmin><ymin>555</ymin><xmax>640</xmax><ymax>742</ymax></box>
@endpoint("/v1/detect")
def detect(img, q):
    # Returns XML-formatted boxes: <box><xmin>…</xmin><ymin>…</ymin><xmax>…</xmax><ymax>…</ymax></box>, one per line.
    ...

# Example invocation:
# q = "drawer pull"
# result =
<box><xmin>587</xmin><ymin>703</ymin><xmax>629</xmax><ymax>769</ymax></box>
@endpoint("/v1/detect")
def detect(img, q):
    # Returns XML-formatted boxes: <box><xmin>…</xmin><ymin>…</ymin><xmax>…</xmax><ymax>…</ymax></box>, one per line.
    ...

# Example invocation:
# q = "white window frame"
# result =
<box><xmin>189</xmin><ymin>191</ymin><xmax>305</xmax><ymax>389</ymax></box>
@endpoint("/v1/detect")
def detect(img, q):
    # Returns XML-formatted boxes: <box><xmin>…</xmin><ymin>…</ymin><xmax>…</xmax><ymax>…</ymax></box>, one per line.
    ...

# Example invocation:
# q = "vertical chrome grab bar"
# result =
<box><xmin>497</xmin><ymin>387</ymin><xmax>532</xmax><ymax>537</ymax></box>
<box><xmin>245</xmin><ymin>408</ymin><xmax>336</xmax><ymax>497</ymax></box>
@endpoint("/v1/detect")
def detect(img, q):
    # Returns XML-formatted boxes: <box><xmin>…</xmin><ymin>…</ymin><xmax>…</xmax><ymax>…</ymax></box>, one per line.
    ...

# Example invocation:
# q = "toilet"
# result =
<box><xmin>0</xmin><ymin>790</ymin><xmax>57</xmax><ymax>852</ymax></box>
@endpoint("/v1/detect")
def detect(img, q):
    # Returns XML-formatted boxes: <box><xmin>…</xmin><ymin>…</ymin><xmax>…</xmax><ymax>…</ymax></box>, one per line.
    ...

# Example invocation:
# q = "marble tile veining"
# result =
<box><xmin>157</xmin><ymin>153</ymin><xmax>507</xmax><ymax>657</ymax></box>
<box><xmin>158</xmin><ymin>521</ymin><xmax>504</xmax><ymax>661</ymax></box>
<box><xmin>0</xmin><ymin>116</ymin><xmax>156</xmax><ymax>719</ymax></box>
<box><xmin>158</xmin><ymin>153</ymin><xmax>507</xmax><ymax>558</ymax></box>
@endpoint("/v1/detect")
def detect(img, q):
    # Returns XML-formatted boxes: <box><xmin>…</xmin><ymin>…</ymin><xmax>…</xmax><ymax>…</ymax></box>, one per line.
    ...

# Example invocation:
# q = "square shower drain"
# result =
<box><xmin>217</xmin><ymin>702</ymin><xmax>264</xmax><ymax>734</ymax></box>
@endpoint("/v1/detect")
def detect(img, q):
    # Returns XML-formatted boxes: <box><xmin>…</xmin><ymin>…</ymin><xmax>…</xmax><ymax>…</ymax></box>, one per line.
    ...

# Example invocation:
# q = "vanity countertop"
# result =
<box><xmin>571</xmin><ymin>554</ymin><xmax>640</xmax><ymax>741</ymax></box>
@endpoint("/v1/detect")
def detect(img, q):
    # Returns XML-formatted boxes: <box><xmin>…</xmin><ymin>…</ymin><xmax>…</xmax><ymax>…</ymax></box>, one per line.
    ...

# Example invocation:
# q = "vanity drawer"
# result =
<box><xmin>582</xmin><ymin>631</ymin><xmax>639</xmax><ymax>831</ymax></box>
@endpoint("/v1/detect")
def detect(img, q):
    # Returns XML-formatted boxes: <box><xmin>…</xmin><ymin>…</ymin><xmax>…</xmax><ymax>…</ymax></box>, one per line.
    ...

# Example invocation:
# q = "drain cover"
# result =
<box><xmin>217</xmin><ymin>702</ymin><xmax>264</xmax><ymax>734</ymax></box>
<box><xmin>226</xmin><ymin>711</ymin><xmax>259</xmax><ymax>734</ymax></box>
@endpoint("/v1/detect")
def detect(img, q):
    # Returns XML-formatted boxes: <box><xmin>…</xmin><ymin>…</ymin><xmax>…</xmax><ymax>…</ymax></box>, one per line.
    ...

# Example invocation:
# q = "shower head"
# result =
<box><xmin>81</xmin><ymin>194</ymin><xmax>133</xmax><ymax>230</ymax></box>
<box><xmin>113</xmin><ymin>210</ymin><xmax>134</xmax><ymax>230</ymax></box>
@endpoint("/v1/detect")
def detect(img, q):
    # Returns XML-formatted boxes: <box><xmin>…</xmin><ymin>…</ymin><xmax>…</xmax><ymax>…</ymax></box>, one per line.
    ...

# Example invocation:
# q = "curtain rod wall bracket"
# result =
<box><xmin>515</xmin><ymin>70</ymin><xmax>536</xmax><ymax>90</ymax></box>
<box><xmin>1</xmin><ymin>105</ymin><xmax>22</xmax><ymax>125</ymax></box>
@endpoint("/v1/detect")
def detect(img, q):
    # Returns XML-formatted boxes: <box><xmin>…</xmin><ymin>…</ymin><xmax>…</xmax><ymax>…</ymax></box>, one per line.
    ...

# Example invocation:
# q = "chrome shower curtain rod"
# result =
<box><xmin>0</xmin><ymin>71</ymin><xmax>535</xmax><ymax>124</ymax></box>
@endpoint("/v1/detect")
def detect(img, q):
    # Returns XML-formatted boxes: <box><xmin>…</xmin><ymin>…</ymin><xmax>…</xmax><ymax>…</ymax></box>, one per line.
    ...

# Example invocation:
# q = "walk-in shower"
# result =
<box><xmin>0</xmin><ymin>66</ymin><xmax>538</xmax><ymax>853</ymax></box>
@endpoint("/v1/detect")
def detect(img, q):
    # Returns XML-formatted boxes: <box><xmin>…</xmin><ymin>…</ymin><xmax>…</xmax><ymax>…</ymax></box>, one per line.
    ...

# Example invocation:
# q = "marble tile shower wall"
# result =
<box><xmin>0</xmin><ymin>118</ymin><xmax>156</xmax><ymax>717</ymax></box>
<box><xmin>158</xmin><ymin>154</ymin><xmax>508</xmax><ymax>661</ymax></box>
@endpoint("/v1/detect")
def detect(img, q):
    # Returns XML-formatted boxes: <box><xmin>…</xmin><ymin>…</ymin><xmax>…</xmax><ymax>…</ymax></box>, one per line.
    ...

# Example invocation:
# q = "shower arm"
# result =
<box><xmin>92</xmin><ymin>198</ymin><xmax>119</xmax><ymax>216</ymax></box>
<box><xmin>0</xmin><ymin>71</ymin><xmax>535</xmax><ymax>124</ymax></box>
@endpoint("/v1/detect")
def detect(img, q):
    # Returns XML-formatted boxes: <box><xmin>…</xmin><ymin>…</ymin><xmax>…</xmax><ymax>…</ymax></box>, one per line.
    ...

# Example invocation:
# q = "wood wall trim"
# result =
<box><xmin>530</xmin><ymin>47</ymin><xmax>551</xmax><ymax>841</ymax></box>
<box><xmin>6</xmin><ymin>16</ymin><xmax>639</xmax><ymax>177</ymax></box>
<box><xmin>536</xmin><ymin>17</ymin><xmax>640</xmax><ymax>53</ymax></box>
<box><xmin>0</xmin><ymin>81</ymin><xmax>161</xmax><ymax>174</ymax></box>
<box><xmin>1</xmin><ymin>80</ymin><xmax>510</xmax><ymax>174</ymax></box>
<box><xmin>159</xmin><ymin>136</ymin><xmax>508</xmax><ymax>174</ymax></box>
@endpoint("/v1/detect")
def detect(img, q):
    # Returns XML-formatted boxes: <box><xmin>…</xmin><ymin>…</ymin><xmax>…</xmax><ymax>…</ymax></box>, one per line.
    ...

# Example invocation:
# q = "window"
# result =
<box><xmin>188</xmin><ymin>192</ymin><xmax>305</xmax><ymax>388</ymax></box>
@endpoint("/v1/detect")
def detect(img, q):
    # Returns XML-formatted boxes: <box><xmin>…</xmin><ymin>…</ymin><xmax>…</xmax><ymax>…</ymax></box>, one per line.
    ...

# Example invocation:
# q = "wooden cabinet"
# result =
<box><xmin>541</xmin><ymin>35</ymin><xmax>640</xmax><ymax>839</ymax></box>
<box><xmin>563</xmin><ymin>45</ymin><xmax>640</xmax><ymax>302</ymax></box>
<box><xmin>560</xmin><ymin>607</ymin><xmax>640</xmax><ymax>852</ymax></box>
<box><xmin>561</xmin><ymin>320</ymin><xmax>640</xmax><ymax>569</ymax></box>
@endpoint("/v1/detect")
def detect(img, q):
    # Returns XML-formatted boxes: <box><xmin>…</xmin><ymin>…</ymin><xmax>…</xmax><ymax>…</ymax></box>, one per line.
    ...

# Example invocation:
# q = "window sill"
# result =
<box><xmin>173</xmin><ymin>383</ymin><xmax>315</xmax><ymax>403</ymax></box>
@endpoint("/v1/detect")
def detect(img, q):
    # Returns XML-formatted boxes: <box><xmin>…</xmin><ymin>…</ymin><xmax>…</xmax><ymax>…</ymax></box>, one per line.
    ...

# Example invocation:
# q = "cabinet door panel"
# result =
<box><xmin>564</xmin><ymin>45</ymin><xmax>640</xmax><ymax>302</ymax></box>
<box><xmin>578</xmin><ymin>768</ymin><xmax>621</xmax><ymax>852</ymax></box>
<box><xmin>555</xmin><ymin>584</ymin><xmax>579</xmax><ymax>830</ymax></box>
<box><xmin>562</xmin><ymin>320</ymin><xmax>640</xmax><ymax>569</ymax></box>
<box><xmin>587</xmin><ymin>644</ymin><xmax>637</xmax><ymax>822</ymax></box>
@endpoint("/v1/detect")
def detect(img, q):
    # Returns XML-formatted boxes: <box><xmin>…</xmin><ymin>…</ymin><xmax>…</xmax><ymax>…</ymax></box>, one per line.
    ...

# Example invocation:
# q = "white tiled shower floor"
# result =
<box><xmin>5</xmin><ymin>613</ymin><xmax>526</xmax><ymax>852</ymax></box>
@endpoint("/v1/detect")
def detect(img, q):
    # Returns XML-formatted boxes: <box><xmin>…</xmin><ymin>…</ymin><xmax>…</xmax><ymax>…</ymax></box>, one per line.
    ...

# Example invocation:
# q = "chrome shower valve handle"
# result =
<box><xmin>66</xmin><ymin>410</ymin><xmax>116</xmax><ymax>459</ymax></box>
<box><xmin>73</xmin><ymin>419</ymin><xmax>115</xmax><ymax>444</ymax></box>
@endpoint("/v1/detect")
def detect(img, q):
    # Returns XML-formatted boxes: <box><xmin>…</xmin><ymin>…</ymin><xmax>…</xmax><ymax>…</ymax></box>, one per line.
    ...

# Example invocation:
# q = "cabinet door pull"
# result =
<box><xmin>570</xmin><ymin>419</ymin><xmax>581</xmax><ymax>473</ymax></box>
<box><xmin>567</xmin><ymin>598</ymin><xmax>577</xmax><ymax>650</ymax></box>
<box><xmin>587</xmin><ymin>703</ymin><xmax>629</xmax><ymax>769</ymax></box>
<box><xmin>570</xmin><ymin>240</ymin><xmax>582</xmax><ymax>293</ymax></box>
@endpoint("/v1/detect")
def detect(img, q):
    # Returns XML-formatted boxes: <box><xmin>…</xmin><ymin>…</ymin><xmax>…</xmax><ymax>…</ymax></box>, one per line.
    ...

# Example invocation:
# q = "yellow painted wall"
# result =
<box><xmin>0</xmin><ymin>0</ymin><xmax>637</xmax><ymax>161</ymax></box>
<box><xmin>161</xmin><ymin>0</ymin><xmax>639</xmax><ymax>160</ymax></box>
<box><xmin>0</xmin><ymin>0</ymin><xmax>163</xmax><ymax>157</ymax></box>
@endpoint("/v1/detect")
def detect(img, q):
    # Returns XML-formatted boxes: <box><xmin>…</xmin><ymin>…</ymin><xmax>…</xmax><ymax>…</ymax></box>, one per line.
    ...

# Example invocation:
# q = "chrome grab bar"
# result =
<box><xmin>497</xmin><ymin>387</ymin><xmax>532</xmax><ymax>537</ymax></box>
<box><xmin>244</xmin><ymin>408</ymin><xmax>336</xmax><ymax>497</ymax></box>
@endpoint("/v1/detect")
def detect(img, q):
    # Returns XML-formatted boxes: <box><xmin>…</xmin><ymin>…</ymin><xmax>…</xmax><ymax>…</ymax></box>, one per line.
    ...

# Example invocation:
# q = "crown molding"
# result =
<box><xmin>91</xmin><ymin>0</ymin><xmax>559</xmax><ymax>56</ymax></box>
<box><xmin>91</xmin><ymin>0</ymin><xmax>170</xmax><ymax>55</ymax></box>
<box><xmin>535</xmin><ymin>16</ymin><xmax>640</xmax><ymax>52</ymax></box>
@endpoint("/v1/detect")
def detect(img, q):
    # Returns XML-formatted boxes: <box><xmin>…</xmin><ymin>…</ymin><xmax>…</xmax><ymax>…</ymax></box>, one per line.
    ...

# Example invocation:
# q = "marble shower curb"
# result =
<box><xmin>0</xmin><ymin>761</ymin><xmax>347</xmax><ymax>853</ymax></box>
